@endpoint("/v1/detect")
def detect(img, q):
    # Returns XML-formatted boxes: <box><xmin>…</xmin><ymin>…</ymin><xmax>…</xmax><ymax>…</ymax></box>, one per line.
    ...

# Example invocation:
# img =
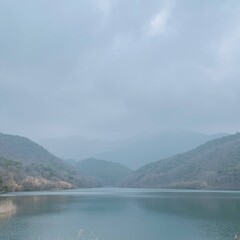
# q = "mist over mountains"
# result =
<box><xmin>1</xmin><ymin>0</ymin><xmax>240</xmax><ymax>191</ymax></box>
<box><xmin>39</xmin><ymin>136</ymin><xmax>115</xmax><ymax>162</ymax></box>
<box><xmin>2</xmin><ymin>130</ymin><xmax>240</xmax><ymax>192</ymax></box>
<box><xmin>39</xmin><ymin>130</ymin><xmax>227</xmax><ymax>168</ymax></box>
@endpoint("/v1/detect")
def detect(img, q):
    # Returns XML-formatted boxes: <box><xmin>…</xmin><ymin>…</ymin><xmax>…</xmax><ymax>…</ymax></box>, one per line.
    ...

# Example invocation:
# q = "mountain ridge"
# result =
<box><xmin>75</xmin><ymin>158</ymin><xmax>132</xmax><ymax>187</ymax></box>
<box><xmin>0</xmin><ymin>133</ymin><xmax>97</xmax><ymax>191</ymax></box>
<box><xmin>123</xmin><ymin>132</ymin><xmax>240</xmax><ymax>190</ymax></box>
<box><xmin>39</xmin><ymin>130</ymin><xmax>228</xmax><ymax>168</ymax></box>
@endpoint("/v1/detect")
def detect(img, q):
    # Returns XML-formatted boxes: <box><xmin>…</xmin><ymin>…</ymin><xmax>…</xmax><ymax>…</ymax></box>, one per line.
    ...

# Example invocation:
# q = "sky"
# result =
<box><xmin>1</xmin><ymin>0</ymin><xmax>240</xmax><ymax>141</ymax></box>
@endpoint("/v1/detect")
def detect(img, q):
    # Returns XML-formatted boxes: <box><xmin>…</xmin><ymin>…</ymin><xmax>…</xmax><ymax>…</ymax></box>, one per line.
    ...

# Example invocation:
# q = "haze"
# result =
<box><xmin>1</xmin><ymin>0</ymin><xmax>240</xmax><ymax>141</ymax></box>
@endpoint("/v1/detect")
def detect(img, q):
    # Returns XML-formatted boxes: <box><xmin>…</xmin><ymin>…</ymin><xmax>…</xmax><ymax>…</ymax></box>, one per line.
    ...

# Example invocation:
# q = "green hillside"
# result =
<box><xmin>124</xmin><ymin>133</ymin><xmax>240</xmax><ymax>190</ymax></box>
<box><xmin>0</xmin><ymin>133</ymin><xmax>97</xmax><ymax>191</ymax></box>
<box><xmin>76</xmin><ymin>158</ymin><xmax>132</xmax><ymax>186</ymax></box>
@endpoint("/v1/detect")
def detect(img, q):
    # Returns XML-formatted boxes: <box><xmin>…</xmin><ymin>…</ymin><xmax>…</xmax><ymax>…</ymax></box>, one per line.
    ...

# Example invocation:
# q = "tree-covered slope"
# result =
<box><xmin>0</xmin><ymin>133</ymin><xmax>97</xmax><ymax>191</ymax></box>
<box><xmin>76</xmin><ymin>158</ymin><xmax>132</xmax><ymax>186</ymax></box>
<box><xmin>124</xmin><ymin>133</ymin><xmax>240</xmax><ymax>190</ymax></box>
<box><xmin>0</xmin><ymin>133</ymin><xmax>67</xmax><ymax>165</ymax></box>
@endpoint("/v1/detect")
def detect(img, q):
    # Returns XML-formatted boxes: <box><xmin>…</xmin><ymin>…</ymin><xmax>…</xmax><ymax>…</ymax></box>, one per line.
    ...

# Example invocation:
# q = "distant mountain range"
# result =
<box><xmin>75</xmin><ymin>158</ymin><xmax>132</xmax><ymax>187</ymax></box>
<box><xmin>39</xmin><ymin>130</ymin><xmax>227</xmax><ymax>168</ymax></box>
<box><xmin>2</xmin><ymin>131</ymin><xmax>240</xmax><ymax>192</ymax></box>
<box><xmin>123</xmin><ymin>133</ymin><xmax>240</xmax><ymax>190</ymax></box>
<box><xmin>39</xmin><ymin>135</ymin><xmax>115</xmax><ymax>162</ymax></box>
<box><xmin>0</xmin><ymin>133</ymin><xmax>97</xmax><ymax>191</ymax></box>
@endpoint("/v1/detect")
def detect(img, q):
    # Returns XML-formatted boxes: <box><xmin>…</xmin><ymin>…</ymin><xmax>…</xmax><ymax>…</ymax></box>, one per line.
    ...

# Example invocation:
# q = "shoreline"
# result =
<box><xmin>2</xmin><ymin>187</ymin><xmax>240</xmax><ymax>198</ymax></box>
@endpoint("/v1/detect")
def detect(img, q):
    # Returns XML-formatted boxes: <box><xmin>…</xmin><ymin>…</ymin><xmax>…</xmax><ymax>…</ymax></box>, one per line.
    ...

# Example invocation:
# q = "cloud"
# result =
<box><xmin>148</xmin><ymin>1</ymin><xmax>174</xmax><ymax>37</ymax></box>
<box><xmin>198</xmin><ymin>14</ymin><xmax>240</xmax><ymax>83</ymax></box>
<box><xmin>217</xmin><ymin>25</ymin><xmax>240</xmax><ymax>76</ymax></box>
<box><xmin>92</xmin><ymin>0</ymin><xmax>112</xmax><ymax>16</ymax></box>
<box><xmin>1</xmin><ymin>0</ymin><xmax>240</xmax><ymax>140</ymax></box>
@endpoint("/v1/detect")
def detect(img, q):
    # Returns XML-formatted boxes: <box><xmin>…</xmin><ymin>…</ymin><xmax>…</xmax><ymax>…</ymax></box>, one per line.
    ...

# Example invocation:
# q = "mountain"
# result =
<box><xmin>96</xmin><ymin>130</ymin><xmax>227</xmax><ymax>168</ymax></box>
<box><xmin>38</xmin><ymin>135</ymin><xmax>116</xmax><ymax>161</ymax></box>
<box><xmin>123</xmin><ymin>133</ymin><xmax>240</xmax><ymax>190</ymax></box>
<box><xmin>75</xmin><ymin>158</ymin><xmax>132</xmax><ymax>187</ymax></box>
<box><xmin>0</xmin><ymin>133</ymin><xmax>97</xmax><ymax>191</ymax></box>
<box><xmin>39</xmin><ymin>130</ymin><xmax>227</xmax><ymax>169</ymax></box>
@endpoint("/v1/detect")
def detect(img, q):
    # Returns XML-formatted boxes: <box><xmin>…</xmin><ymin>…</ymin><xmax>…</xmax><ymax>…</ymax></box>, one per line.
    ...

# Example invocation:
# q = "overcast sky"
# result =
<box><xmin>1</xmin><ymin>0</ymin><xmax>240</xmax><ymax>140</ymax></box>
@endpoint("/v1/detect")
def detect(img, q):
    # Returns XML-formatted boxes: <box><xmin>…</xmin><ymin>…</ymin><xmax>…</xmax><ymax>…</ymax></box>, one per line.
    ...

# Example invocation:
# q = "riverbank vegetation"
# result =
<box><xmin>0</xmin><ymin>176</ymin><xmax>8</xmax><ymax>193</ymax></box>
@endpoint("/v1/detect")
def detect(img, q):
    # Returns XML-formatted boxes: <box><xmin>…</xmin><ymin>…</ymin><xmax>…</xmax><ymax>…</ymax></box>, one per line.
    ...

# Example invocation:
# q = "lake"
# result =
<box><xmin>0</xmin><ymin>188</ymin><xmax>240</xmax><ymax>240</ymax></box>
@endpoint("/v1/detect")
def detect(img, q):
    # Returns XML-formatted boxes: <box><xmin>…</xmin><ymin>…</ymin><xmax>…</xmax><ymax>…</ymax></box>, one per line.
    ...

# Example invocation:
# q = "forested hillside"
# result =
<box><xmin>0</xmin><ymin>133</ymin><xmax>97</xmax><ymax>191</ymax></box>
<box><xmin>124</xmin><ymin>133</ymin><xmax>240</xmax><ymax>190</ymax></box>
<box><xmin>76</xmin><ymin>158</ymin><xmax>132</xmax><ymax>186</ymax></box>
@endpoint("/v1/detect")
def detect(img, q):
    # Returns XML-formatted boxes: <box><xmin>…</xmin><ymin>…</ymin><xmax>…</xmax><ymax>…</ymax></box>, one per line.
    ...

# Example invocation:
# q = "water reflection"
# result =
<box><xmin>1</xmin><ymin>190</ymin><xmax>240</xmax><ymax>240</ymax></box>
<box><xmin>11</xmin><ymin>195</ymin><xmax>69</xmax><ymax>216</ymax></box>
<box><xmin>137</xmin><ymin>191</ymin><xmax>240</xmax><ymax>240</ymax></box>
<box><xmin>137</xmin><ymin>191</ymin><xmax>240</xmax><ymax>220</ymax></box>
<box><xmin>0</xmin><ymin>198</ymin><xmax>17</xmax><ymax>218</ymax></box>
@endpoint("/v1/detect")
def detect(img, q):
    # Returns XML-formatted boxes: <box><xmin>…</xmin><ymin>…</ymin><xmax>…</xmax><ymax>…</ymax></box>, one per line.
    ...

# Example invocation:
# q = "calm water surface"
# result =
<box><xmin>1</xmin><ymin>188</ymin><xmax>240</xmax><ymax>240</ymax></box>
